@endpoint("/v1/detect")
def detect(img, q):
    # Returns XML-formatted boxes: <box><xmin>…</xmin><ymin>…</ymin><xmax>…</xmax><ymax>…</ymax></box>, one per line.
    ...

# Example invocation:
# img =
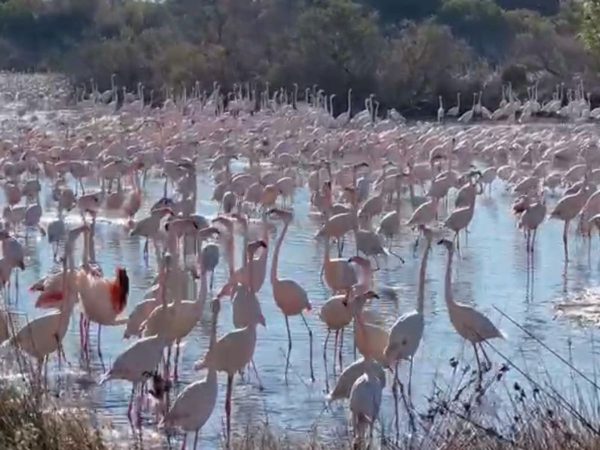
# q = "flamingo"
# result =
<box><xmin>161</xmin><ymin>296</ymin><xmax>219</xmax><ymax>450</ymax></box>
<box><xmin>144</xmin><ymin>234</ymin><xmax>249</xmax><ymax>380</ymax></box>
<box><xmin>349</xmin><ymin>362</ymin><xmax>384</xmax><ymax>446</ymax></box>
<box><xmin>99</xmin><ymin>253</ymin><xmax>172</xmax><ymax>424</ymax></box>
<box><xmin>2</xmin><ymin>225</ymin><xmax>87</xmax><ymax>377</ymax></box>
<box><xmin>326</xmin><ymin>356</ymin><xmax>386</xmax><ymax>402</ymax></box>
<box><xmin>352</xmin><ymin>291</ymin><xmax>388</xmax><ymax>363</ymax></box>
<box><xmin>438</xmin><ymin>239</ymin><xmax>504</xmax><ymax>381</ymax></box>
<box><xmin>78</xmin><ymin>265</ymin><xmax>130</xmax><ymax>356</ymax></box>
<box><xmin>193</xmin><ymin>295</ymin><xmax>260</xmax><ymax>447</ymax></box>
<box><xmin>268</xmin><ymin>208</ymin><xmax>314</xmax><ymax>381</ymax></box>
<box><xmin>385</xmin><ymin>225</ymin><xmax>433</xmax><ymax>396</ymax></box>
<box><xmin>550</xmin><ymin>182</ymin><xmax>590</xmax><ymax>260</ymax></box>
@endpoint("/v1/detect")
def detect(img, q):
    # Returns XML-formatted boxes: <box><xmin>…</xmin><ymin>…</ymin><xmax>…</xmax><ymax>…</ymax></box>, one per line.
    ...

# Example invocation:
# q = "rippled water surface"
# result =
<box><xmin>3</xmin><ymin>121</ymin><xmax>600</xmax><ymax>448</ymax></box>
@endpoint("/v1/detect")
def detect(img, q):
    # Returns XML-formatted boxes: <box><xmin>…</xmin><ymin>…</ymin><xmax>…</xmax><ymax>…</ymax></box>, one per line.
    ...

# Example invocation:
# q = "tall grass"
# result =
<box><xmin>2</xmin><ymin>310</ymin><xmax>600</xmax><ymax>450</ymax></box>
<box><xmin>0</xmin><ymin>312</ymin><xmax>105</xmax><ymax>450</ymax></box>
<box><xmin>0</xmin><ymin>383</ymin><xmax>105</xmax><ymax>450</ymax></box>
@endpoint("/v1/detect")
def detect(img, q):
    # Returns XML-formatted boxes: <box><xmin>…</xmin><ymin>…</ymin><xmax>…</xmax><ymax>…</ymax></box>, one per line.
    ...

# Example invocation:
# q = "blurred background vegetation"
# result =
<box><xmin>1</xmin><ymin>0</ymin><xmax>599</xmax><ymax>115</ymax></box>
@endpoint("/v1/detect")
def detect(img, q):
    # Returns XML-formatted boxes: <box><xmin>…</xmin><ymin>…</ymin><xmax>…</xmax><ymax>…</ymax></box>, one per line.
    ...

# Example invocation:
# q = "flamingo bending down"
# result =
<box><xmin>349</xmin><ymin>362</ymin><xmax>384</xmax><ymax>446</ymax></box>
<box><xmin>99</xmin><ymin>253</ymin><xmax>172</xmax><ymax>424</ymax></box>
<box><xmin>326</xmin><ymin>356</ymin><xmax>385</xmax><ymax>402</ymax></box>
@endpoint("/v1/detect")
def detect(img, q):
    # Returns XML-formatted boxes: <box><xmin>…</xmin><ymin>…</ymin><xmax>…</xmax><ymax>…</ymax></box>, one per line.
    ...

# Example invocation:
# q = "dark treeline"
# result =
<box><xmin>0</xmin><ymin>0</ymin><xmax>594</xmax><ymax>115</ymax></box>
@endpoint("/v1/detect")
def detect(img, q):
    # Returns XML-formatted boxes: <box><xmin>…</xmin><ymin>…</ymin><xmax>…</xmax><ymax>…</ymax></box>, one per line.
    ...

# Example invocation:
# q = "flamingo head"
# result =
<box><xmin>198</xmin><ymin>226</ymin><xmax>220</xmax><ymax>240</ymax></box>
<box><xmin>348</xmin><ymin>255</ymin><xmax>371</xmax><ymax>269</ymax></box>
<box><xmin>247</xmin><ymin>239</ymin><xmax>267</xmax><ymax>257</ymax></box>
<box><xmin>268</xmin><ymin>208</ymin><xmax>292</xmax><ymax>222</ymax></box>
<box><xmin>112</xmin><ymin>267</ymin><xmax>129</xmax><ymax>314</ymax></box>
<box><xmin>437</xmin><ymin>238</ymin><xmax>454</xmax><ymax>252</ymax></box>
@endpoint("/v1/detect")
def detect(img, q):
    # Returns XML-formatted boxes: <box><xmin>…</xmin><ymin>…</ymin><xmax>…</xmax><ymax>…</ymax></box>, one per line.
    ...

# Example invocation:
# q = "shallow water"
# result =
<box><xmin>3</xmin><ymin>126</ymin><xmax>600</xmax><ymax>448</ymax></box>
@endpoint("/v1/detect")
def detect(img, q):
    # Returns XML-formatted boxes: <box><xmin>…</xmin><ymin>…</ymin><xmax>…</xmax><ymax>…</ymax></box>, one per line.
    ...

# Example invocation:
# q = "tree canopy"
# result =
<box><xmin>0</xmin><ymin>0</ymin><xmax>592</xmax><ymax>114</ymax></box>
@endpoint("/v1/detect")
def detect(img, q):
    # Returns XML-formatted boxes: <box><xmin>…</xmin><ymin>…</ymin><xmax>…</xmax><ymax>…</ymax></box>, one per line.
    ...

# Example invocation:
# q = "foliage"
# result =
<box><xmin>0</xmin><ymin>0</ymin><xmax>591</xmax><ymax>114</ymax></box>
<box><xmin>582</xmin><ymin>0</ymin><xmax>600</xmax><ymax>57</ymax></box>
<box><xmin>0</xmin><ymin>383</ymin><xmax>105</xmax><ymax>450</ymax></box>
<box><xmin>377</xmin><ymin>22</ymin><xmax>481</xmax><ymax>112</ymax></box>
<box><xmin>437</xmin><ymin>0</ymin><xmax>511</xmax><ymax>61</ymax></box>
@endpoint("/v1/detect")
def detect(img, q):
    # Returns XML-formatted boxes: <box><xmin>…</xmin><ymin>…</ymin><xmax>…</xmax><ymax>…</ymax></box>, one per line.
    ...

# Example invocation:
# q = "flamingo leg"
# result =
<box><xmin>563</xmin><ymin>220</ymin><xmax>569</xmax><ymax>261</ymax></box>
<box><xmin>338</xmin><ymin>328</ymin><xmax>344</xmax><ymax>371</ymax></box>
<box><xmin>225</xmin><ymin>374</ymin><xmax>234</xmax><ymax>447</ymax></box>
<box><xmin>250</xmin><ymin>358</ymin><xmax>264</xmax><ymax>391</ymax></box>
<box><xmin>180</xmin><ymin>433</ymin><xmax>187</xmax><ymax>450</ymax></box>
<box><xmin>323</xmin><ymin>329</ymin><xmax>330</xmax><ymax>368</ymax></box>
<box><xmin>479</xmin><ymin>343</ymin><xmax>492</xmax><ymax>371</ymax></box>
<box><xmin>300</xmin><ymin>313</ymin><xmax>315</xmax><ymax>382</ymax></box>
<box><xmin>165</xmin><ymin>344</ymin><xmax>172</xmax><ymax>381</ymax></box>
<box><xmin>97</xmin><ymin>323</ymin><xmax>103</xmax><ymax>359</ymax></box>
<box><xmin>393</xmin><ymin>366</ymin><xmax>415</xmax><ymax>432</ymax></box>
<box><xmin>174</xmin><ymin>339</ymin><xmax>181</xmax><ymax>381</ymax></box>
<box><xmin>408</xmin><ymin>357</ymin><xmax>414</xmax><ymax>401</ymax></box>
<box><xmin>193</xmin><ymin>430</ymin><xmax>199</xmax><ymax>450</ymax></box>
<box><xmin>85</xmin><ymin>317</ymin><xmax>91</xmax><ymax>357</ymax></box>
<box><xmin>392</xmin><ymin>364</ymin><xmax>400</xmax><ymax>443</ymax></box>
<box><xmin>323</xmin><ymin>330</ymin><xmax>331</xmax><ymax>391</ymax></box>
<box><xmin>284</xmin><ymin>315</ymin><xmax>292</xmax><ymax>383</ymax></box>
<box><xmin>472</xmin><ymin>342</ymin><xmax>483</xmax><ymax>382</ymax></box>
<box><xmin>14</xmin><ymin>270</ymin><xmax>19</xmax><ymax>302</ymax></box>
<box><xmin>127</xmin><ymin>383</ymin><xmax>136</xmax><ymax>424</ymax></box>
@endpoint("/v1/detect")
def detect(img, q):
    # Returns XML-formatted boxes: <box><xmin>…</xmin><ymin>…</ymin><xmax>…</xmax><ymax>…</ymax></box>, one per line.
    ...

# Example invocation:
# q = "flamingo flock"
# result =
<box><xmin>0</xmin><ymin>76</ymin><xmax>599</xmax><ymax>449</ymax></box>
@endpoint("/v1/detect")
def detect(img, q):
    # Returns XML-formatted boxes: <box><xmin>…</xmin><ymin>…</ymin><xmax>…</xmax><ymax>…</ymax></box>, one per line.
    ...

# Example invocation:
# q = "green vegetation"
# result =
<box><xmin>0</xmin><ymin>0</ymin><xmax>592</xmax><ymax>113</ymax></box>
<box><xmin>0</xmin><ymin>383</ymin><xmax>105</xmax><ymax>450</ymax></box>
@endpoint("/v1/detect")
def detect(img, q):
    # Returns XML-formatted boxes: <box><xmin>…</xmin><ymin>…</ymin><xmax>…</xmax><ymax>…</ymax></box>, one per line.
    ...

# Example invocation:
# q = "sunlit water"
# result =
<box><xmin>2</xmin><ymin>115</ymin><xmax>600</xmax><ymax>448</ymax></box>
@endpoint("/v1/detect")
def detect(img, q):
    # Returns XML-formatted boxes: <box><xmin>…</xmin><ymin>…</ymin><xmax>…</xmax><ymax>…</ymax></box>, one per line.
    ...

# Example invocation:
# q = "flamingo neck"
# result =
<box><xmin>241</xmin><ymin>225</ymin><xmax>249</xmax><ymax>271</ymax></box>
<box><xmin>195</xmin><ymin>270</ymin><xmax>208</xmax><ymax>310</ymax></box>
<box><xmin>323</xmin><ymin>233</ymin><xmax>331</xmax><ymax>266</ymax></box>
<box><xmin>226</xmin><ymin>232</ymin><xmax>235</xmax><ymax>278</ymax></box>
<box><xmin>271</xmin><ymin>221</ymin><xmax>288</xmax><ymax>284</ymax></box>
<box><xmin>417</xmin><ymin>240</ymin><xmax>432</xmax><ymax>314</ymax></box>
<box><xmin>444</xmin><ymin>249</ymin><xmax>455</xmax><ymax>308</ymax></box>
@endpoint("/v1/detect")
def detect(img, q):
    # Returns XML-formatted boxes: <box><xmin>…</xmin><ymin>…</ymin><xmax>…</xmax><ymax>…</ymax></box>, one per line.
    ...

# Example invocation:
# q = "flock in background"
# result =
<box><xmin>0</xmin><ymin>74</ymin><xmax>597</xmax><ymax>449</ymax></box>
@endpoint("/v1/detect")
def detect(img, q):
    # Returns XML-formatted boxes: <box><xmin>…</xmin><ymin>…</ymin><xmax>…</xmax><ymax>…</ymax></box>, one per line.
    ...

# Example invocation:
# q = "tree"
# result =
<box><xmin>581</xmin><ymin>0</ymin><xmax>600</xmax><ymax>57</ymax></box>
<box><xmin>495</xmin><ymin>0</ymin><xmax>560</xmax><ymax>16</ymax></box>
<box><xmin>360</xmin><ymin>0</ymin><xmax>441</xmax><ymax>22</ymax></box>
<box><xmin>437</xmin><ymin>0</ymin><xmax>511</xmax><ymax>61</ymax></box>
<box><xmin>296</xmin><ymin>0</ymin><xmax>382</xmax><ymax>95</ymax></box>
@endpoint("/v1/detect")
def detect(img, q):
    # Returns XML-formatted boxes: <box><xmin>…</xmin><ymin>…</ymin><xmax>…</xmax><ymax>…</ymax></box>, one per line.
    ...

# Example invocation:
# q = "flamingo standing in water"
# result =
<box><xmin>438</xmin><ymin>239</ymin><xmax>504</xmax><ymax>381</ymax></box>
<box><xmin>99</xmin><ymin>253</ymin><xmax>172</xmax><ymax>424</ymax></box>
<box><xmin>141</xmin><ymin>228</ymin><xmax>222</xmax><ymax>380</ymax></box>
<box><xmin>161</xmin><ymin>296</ymin><xmax>219</xmax><ymax>450</ymax></box>
<box><xmin>2</xmin><ymin>225</ymin><xmax>88</xmax><ymax>378</ymax></box>
<box><xmin>385</xmin><ymin>225</ymin><xmax>432</xmax><ymax>395</ymax></box>
<box><xmin>193</xmin><ymin>294</ymin><xmax>260</xmax><ymax>447</ymax></box>
<box><xmin>268</xmin><ymin>208</ymin><xmax>314</xmax><ymax>382</ymax></box>
<box><xmin>78</xmin><ymin>265</ymin><xmax>130</xmax><ymax>357</ymax></box>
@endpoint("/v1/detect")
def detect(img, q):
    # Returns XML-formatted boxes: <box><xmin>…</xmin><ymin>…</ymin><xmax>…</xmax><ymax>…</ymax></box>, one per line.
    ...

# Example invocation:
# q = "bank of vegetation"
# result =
<box><xmin>0</xmin><ymin>0</ymin><xmax>597</xmax><ymax>114</ymax></box>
